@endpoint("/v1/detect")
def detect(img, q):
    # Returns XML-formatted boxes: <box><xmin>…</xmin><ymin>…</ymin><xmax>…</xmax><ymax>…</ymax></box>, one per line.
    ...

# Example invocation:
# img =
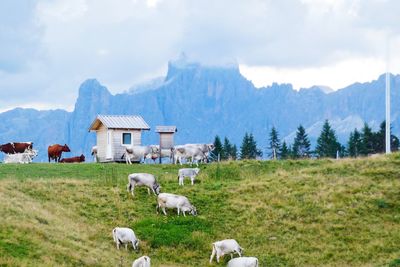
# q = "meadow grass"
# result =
<box><xmin>0</xmin><ymin>154</ymin><xmax>399</xmax><ymax>266</ymax></box>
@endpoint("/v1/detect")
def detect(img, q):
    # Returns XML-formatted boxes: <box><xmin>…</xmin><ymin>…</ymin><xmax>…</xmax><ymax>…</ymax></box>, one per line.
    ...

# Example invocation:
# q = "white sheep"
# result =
<box><xmin>227</xmin><ymin>257</ymin><xmax>259</xmax><ymax>267</ymax></box>
<box><xmin>132</xmin><ymin>255</ymin><xmax>151</xmax><ymax>267</ymax></box>
<box><xmin>210</xmin><ymin>239</ymin><xmax>243</xmax><ymax>263</ymax></box>
<box><xmin>156</xmin><ymin>193</ymin><xmax>197</xmax><ymax>216</ymax></box>
<box><xmin>127</xmin><ymin>173</ymin><xmax>161</xmax><ymax>197</ymax></box>
<box><xmin>112</xmin><ymin>227</ymin><xmax>139</xmax><ymax>250</ymax></box>
<box><xmin>178</xmin><ymin>167</ymin><xmax>200</xmax><ymax>185</ymax></box>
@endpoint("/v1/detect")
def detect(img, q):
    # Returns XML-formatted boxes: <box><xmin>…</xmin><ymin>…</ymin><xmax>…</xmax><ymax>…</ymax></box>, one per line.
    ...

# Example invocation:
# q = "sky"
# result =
<box><xmin>1</xmin><ymin>0</ymin><xmax>400</xmax><ymax>112</ymax></box>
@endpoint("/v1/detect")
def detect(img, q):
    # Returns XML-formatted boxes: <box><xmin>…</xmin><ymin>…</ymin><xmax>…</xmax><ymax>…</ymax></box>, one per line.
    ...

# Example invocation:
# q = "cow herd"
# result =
<box><xmin>0</xmin><ymin>142</ymin><xmax>38</xmax><ymax>163</ymax></box>
<box><xmin>113</xmin><ymin>143</ymin><xmax>215</xmax><ymax>165</ymax></box>
<box><xmin>1</xmin><ymin>141</ymin><xmax>214</xmax><ymax>165</ymax></box>
<box><xmin>0</xmin><ymin>142</ymin><xmax>86</xmax><ymax>164</ymax></box>
<box><xmin>114</xmin><ymin>170</ymin><xmax>259</xmax><ymax>266</ymax></box>
<box><xmin>47</xmin><ymin>144</ymin><xmax>86</xmax><ymax>163</ymax></box>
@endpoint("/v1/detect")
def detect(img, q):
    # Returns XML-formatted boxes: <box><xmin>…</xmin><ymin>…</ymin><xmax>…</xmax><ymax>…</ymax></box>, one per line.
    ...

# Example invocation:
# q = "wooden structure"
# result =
<box><xmin>155</xmin><ymin>126</ymin><xmax>177</xmax><ymax>163</ymax></box>
<box><xmin>89</xmin><ymin>115</ymin><xmax>150</xmax><ymax>162</ymax></box>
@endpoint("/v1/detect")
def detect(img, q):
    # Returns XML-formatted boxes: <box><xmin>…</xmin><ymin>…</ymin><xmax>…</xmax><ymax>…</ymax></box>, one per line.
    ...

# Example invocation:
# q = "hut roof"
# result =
<box><xmin>155</xmin><ymin>126</ymin><xmax>177</xmax><ymax>133</ymax></box>
<box><xmin>89</xmin><ymin>115</ymin><xmax>150</xmax><ymax>131</ymax></box>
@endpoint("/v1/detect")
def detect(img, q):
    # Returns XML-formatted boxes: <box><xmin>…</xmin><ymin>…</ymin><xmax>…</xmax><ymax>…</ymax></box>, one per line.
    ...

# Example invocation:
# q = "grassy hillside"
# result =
<box><xmin>0</xmin><ymin>155</ymin><xmax>400</xmax><ymax>267</ymax></box>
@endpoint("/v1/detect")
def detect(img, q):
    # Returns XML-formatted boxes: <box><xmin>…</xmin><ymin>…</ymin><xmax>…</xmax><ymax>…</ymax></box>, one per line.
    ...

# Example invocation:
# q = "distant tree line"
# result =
<box><xmin>212</xmin><ymin>120</ymin><xmax>399</xmax><ymax>161</ymax></box>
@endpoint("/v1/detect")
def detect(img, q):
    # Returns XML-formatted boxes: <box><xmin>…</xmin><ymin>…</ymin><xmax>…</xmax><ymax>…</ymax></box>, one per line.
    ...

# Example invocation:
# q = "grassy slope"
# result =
<box><xmin>0</xmin><ymin>155</ymin><xmax>399</xmax><ymax>267</ymax></box>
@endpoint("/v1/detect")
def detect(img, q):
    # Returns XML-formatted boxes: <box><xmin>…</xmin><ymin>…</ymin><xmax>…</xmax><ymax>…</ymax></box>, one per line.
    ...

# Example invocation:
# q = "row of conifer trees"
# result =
<box><xmin>212</xmin><ymin>120</ymin><xmax>399</xmax><ymax>160</ymax></box>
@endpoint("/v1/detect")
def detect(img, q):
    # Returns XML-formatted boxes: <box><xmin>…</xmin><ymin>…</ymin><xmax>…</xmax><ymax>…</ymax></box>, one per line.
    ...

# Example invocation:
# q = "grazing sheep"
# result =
<box><xmin>178</xmin><ymin>167</ymin><xmax>200</xmax><ymax>185</ymax></box>
<box><xmin>132</xmin><ymin>255</ymin><xmax>151</xmax><ymax>267</ymax></box>
<box><xmin>210</xmin><ymin>239</ymin><xmax>243</xmax><ymax>263</ymax></box>
<box><xmin>227</xmin><ymin>257</ymin><xmax>259</xmax><ymax>267</ymax></box>
<box><xmin>127</xmin><ymin>173</ymin><xmax>160</xmax><ymax>197</ymax></box>
<box><xmin>112</xmin><ymin>227</ymin><xmax>139</xmax><ymax>250</ymax></box>
<box><xmin>156</xmin><ymin>193</ymin><xmax>197</xmax><ymax>216</ymax></box>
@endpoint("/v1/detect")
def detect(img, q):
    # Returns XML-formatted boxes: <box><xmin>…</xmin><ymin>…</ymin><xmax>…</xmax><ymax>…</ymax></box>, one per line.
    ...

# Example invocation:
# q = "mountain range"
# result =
<box><xmin>1</xmin><ymin>57</ymin><xmax>399</xmax><ymax>161</ymax></box>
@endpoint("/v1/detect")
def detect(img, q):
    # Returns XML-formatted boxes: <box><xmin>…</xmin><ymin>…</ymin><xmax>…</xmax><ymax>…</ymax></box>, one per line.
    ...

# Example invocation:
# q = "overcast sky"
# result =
<box><xmin>1</xmin><ymin>0</ymin><xmax>399</xmax><ymax>112</ymax></box>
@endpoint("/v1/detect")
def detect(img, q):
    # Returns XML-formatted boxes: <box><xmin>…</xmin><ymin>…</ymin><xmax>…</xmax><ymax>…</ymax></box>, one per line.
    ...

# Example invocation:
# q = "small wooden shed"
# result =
<box><xmin>89</xmin><ymin>115</ymin><xmax>150</xmax><ymax>162</ymax></box>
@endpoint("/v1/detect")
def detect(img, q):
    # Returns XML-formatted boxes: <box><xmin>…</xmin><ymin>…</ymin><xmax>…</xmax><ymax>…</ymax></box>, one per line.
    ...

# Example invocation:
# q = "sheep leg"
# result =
<box><xmin>130</xmin><ymin>183</ymin><xmax>135</xmax><ymax>197</ymax></box>
<box><xmin>209</xmin><ymin>246</ymin><xmax>216</xmax><ymax>263</ymax></box>
<box><xmin>147</xmin><ymin>188</ymin><xmax>151</xmax><ymax>195</ymax></box>
<box><xmin>125</xmin><ymin>243</ymin><xmax>128</xmax><ymax>250</ymax></box>
<box><xmin>162</xmin><ymin>207</ymin><xmax>167</xmax><ymax>216</ymax></box>
<box><xmin>191</xmin><ymin>176</ymin><xmax>194</xmax><ymax>185</ymax></box>
<box><xmin>177</xmin><ymin>207</ymin><xmax>180</xmax><ymax>216</ymax></box>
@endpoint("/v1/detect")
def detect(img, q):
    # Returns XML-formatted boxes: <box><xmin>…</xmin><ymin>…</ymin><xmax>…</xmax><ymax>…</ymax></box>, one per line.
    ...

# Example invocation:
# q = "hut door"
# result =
<box><xmin>106</xmin><ymin>130</ymin><xmax>113</xmax><ymax>159</ymax></box>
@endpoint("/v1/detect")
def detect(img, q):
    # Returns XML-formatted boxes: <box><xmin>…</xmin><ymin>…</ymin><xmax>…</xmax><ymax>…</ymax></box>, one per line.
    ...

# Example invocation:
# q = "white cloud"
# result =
<box><xmin>0</xmin><ymin>0</ymin><xmax>400</xmax><ymax>110</ymax></box>
<box><xmin>240</xmin><ymin>57</ymin><xmax>387</xmax><ymax>90</ymax></box>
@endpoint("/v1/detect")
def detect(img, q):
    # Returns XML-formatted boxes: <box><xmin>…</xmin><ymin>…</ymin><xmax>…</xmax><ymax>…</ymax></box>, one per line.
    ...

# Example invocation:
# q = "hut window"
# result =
<box><xmin>122</xmin><ymin>133</ymin><xmax>132</xmax><ymax>145</ymax></box>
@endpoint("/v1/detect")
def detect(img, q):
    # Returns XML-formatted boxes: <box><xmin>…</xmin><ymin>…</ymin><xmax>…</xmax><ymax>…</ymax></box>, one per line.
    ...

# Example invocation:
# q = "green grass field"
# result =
<box><xmin>0</xmin><ymin>155</ymin><xmax>400</xmax><ymax>267</ymax></box>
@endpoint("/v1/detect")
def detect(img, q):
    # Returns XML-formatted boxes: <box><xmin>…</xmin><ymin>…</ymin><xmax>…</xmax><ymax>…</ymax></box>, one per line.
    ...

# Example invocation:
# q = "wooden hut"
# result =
<box><xmin>89</xmin><ymin>115</ymin><xmax>150</xmax><ymax>162</ymax></box>
<box><xmin>155</xmin><ymin>126</ymin><xmax>177</xmax><ymax>163</ymax></box>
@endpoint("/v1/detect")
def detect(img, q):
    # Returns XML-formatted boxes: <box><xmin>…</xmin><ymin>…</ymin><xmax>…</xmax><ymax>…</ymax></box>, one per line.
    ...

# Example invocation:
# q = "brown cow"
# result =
<box><xmin>60</xmin><ymin>154</ymin><xmax>85</xmax><ymax>163</ymax></box>
<box><xmin>0</xmin><ymin>142</ymin><xmax>33</xmax><ymax>154</ymax></box>
<box><xmin>48</xmin><ymin>144</ymin><xmax>71</xmax><ymax>162</ymax></box>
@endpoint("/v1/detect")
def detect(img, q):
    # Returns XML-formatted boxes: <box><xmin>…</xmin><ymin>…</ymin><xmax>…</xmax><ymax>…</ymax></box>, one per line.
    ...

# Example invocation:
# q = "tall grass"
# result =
<box><xmin>0</xmin><ymin>154</ymin><xmax>399</xmax><ymax>266</ymax></box>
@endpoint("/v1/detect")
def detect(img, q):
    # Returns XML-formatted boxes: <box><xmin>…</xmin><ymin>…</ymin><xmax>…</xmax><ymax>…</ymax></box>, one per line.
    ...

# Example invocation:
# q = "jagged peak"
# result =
<box><xmin>78</xmin><ymin>79</ymin><xmax>111</xmax><ymax>98</ymax></box>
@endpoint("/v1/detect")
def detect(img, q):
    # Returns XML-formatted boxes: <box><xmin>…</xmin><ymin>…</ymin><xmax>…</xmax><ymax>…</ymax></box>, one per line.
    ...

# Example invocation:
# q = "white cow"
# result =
<box><xmin>178</xmin><ymin>168</ymin><xmax>200</xmax><ymax>186</ymax></box>
<box><xmin>227</xmin><ymin>257</ymin><xmax>259</xmax><ymax>267</ymax></box>
<box><xmin>186</xmin><ymin>143</ymin><xmax>215</xmax><ymax>161</ymax></box>
<box><xmin>4</xmin><ymin>149</ymin><xmax>38</xmax><ymax>164</ymax></box>
<box><xmin>144</xmin><ymin>145</ymin><xmax>160</xmax><ymax>163</ymax></box>
<box><xmin>132</xmin><ymin>256</ymin><xmax>151</xmax><ymax>267</ymax></box>
<box><xmin>156</xmin><ymin>193</ymin><xmax>197</xmax><ymax>216</ymax></box>
<box><xmin>124</xmin><ymin>146</ymin><xmax>153</xmax><ymax>164</ymax></box>
<box><xmin>112</xmin><ymin>227</ymin><xmax>139</xmax><ymax>250</ymax></box>
<box><xmin>173</xmin><ymin>145</ymin><xmax>207</xmax><ymax>166</ymax></box>
<box><xmin>210</xmin><ymin>239</ymin><xmax>243</xmax><ymax>263</ymax></box>
<box><xmin>91</xmin><ymin>146</ymin><xmax>98</xmax><ymax>162</ymax></box>
<box><xmin>127</xmin><ymin>173</ymin><xmax>161</xmax><ymax>196</ymax></box>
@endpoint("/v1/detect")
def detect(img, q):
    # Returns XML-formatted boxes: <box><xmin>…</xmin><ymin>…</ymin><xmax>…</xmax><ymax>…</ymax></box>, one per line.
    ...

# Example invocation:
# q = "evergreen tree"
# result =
<box><xmin>280</xmin><ymin>141</ymin><xmax>289</xmax><ymax>159</ymax></box>
<box><xmin>268</xmin><ymin>127</ymin><xmax>281</xmax><ymax>159</ymax></box>
<box><xmin>240</xmin><ymin>132</ymin><xmax>262</xmax><ymax>159</ymax></box>
<box><xmin>347</xmin><ymin>131</ymin><xmax>355</xmax><ymax>156</ymax></box>
<box><xmin>231</xmin><ymin>144</ymin><xmax>238</xmax><ymax>160</ymax></box>
<box><xmin>339</xmin><ymin>144</ymin><xmax>347</xmax><ymax>158</ymax></box>
<box><xmin>315</xmin><ymin>120</ymin><xmax>341</xmax><ymax>158</ymax></box>
<box><xmin>292</xmin><ymin>125</ymin><xmax>311</xmax><ymax>158</ymax></box>
<box><xmin>240</xmin><ymin>132</ymin><xmax>250</xmax><ymax>159</ymax></box>
<box><xmin>250</xmin><ymin>133</ymin><xmax>263</xmax><ymax>159</ymax></box>
<box><xmin>373</xmin><ymin>121</ymin><xmax>400</xmax><ymax>153</ymax></box>
<box><xmin>347</xmin><ymin>128</ymin><xmax>362</xmax><ymax>157</ymax></box>
<box><xmin>222</xmin><ymin>137</ymin><xmax>232</xmax><ymax>160</ymax></box>
<box><xmin>360</xmin><ymin>123</ymin><xmax>374</xmax><ymax>156</ymax></box>
<box><xmin>213</xmin><ymin>135</ymin><xmax>223</xmax><ymax>160</ymax></box>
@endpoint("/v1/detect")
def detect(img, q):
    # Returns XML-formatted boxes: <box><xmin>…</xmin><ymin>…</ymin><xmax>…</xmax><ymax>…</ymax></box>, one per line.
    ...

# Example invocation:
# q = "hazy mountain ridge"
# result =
<box><xmin>1</xmin><ymin>60</ymin><xmax>399</xmax><ymax>161</ymax></box>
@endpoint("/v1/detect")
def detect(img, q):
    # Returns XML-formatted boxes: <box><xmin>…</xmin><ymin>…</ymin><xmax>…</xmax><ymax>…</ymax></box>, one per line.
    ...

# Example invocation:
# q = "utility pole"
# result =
<box><xmin>386</xmin><ymin>37</ymin><xmax>391</xmax><ymax>154</ymax></box>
